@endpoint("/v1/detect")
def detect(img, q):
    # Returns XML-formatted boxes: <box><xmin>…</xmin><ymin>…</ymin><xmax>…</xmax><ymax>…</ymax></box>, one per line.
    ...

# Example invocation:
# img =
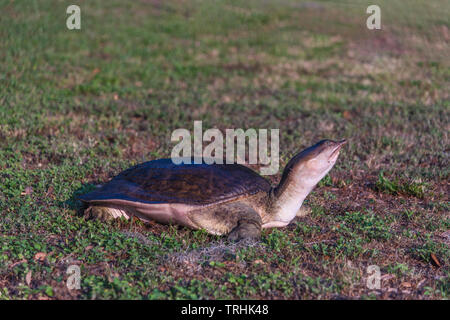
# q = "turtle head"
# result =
<box><xmin>265</xmin><ymin>140</ymin><xmax>346</xmax><ymax>227</ymax></box>
<box><xmin>268</xmin><ymin>139</ymin><xmax>346</xmax><ymax>227</ymax></box>
<box><xmin>296</xmin><ymin>139</ymin><xmax>346</xmax><ymax>183</ymax></box>
<box><xmin>278</xmin><ymin>139</ymin><xmax>347</xmax><ymax>191</ymax></box>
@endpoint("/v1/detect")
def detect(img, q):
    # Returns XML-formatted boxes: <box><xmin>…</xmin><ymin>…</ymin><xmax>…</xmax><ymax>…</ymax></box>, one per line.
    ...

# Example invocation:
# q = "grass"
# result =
<box><xmin>0</xmin><ymin>0</ymin><xmax>449</xmax><ymax>299</ymax></box>
<box><xmin>375</xmin><ymin>171</ymin><xmax>429</xmax><ymax>198</ymax></box>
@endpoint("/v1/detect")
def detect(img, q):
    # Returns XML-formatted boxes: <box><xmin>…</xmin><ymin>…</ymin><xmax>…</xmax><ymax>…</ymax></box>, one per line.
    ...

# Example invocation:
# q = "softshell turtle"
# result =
<box><xmin>79</xmin><ymin>139</ymin><xmax>346</xmax><ymax>241</ymax></box>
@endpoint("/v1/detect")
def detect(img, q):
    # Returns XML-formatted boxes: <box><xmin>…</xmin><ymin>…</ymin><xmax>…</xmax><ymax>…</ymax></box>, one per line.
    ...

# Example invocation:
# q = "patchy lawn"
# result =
<box><xmin>0</xmin><ymin>0</ymin><xmax>448</xmax><ymax>299</ymax></box>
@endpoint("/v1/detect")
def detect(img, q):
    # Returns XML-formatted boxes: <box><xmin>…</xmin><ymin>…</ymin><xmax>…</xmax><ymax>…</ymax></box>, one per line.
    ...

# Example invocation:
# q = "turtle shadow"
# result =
<box><xmin>59</xmin><ymin>183</ymin><xmax>102</xmax><ymax>217</ymax></box>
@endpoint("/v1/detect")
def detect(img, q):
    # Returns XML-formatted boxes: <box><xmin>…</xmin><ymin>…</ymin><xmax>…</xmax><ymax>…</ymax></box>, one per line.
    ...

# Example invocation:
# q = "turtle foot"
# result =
<box><xmin>227</xmin><ymin>220</ymin><xmax>261</xmax><ymax>242</ymax></box>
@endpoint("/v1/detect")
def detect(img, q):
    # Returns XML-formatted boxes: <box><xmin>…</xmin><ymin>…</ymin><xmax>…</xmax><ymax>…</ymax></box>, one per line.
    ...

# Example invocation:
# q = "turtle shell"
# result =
<box><xmin>79</xmin><ymin>159</ymin><xmax>272</xmax><ymax>206</ymax></box>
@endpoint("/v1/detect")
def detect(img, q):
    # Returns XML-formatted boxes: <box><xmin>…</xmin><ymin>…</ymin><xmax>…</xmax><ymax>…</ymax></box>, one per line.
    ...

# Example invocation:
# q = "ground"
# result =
<box><xmin>0</xmin><ymin>0</ymin><xmax>448</xmax><ymax>299</ymax></box>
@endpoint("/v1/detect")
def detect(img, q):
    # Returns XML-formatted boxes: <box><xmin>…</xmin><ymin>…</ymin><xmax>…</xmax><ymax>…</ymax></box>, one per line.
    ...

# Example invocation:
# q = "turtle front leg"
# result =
<box><xmin>227</xmin><ymin>216</ymin><xmax>261</xmax><ymax>242</ymax></box>
<box><xmin>189</xmin><ymin>202</ymin><xmax>262</xmax><ymax>241</ymax></box>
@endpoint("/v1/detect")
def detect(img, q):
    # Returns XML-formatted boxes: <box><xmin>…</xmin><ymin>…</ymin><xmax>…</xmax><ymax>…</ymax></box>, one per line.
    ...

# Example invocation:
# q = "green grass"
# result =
<box><xmin>375</xmin><ymin>171</ymin><xmax>429</xmax><ymax>198</ymax></box>
<box><xmin>0</xmin><ymin>0</ymin><xmax>449</xmax><ymax>299</ymax></box>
